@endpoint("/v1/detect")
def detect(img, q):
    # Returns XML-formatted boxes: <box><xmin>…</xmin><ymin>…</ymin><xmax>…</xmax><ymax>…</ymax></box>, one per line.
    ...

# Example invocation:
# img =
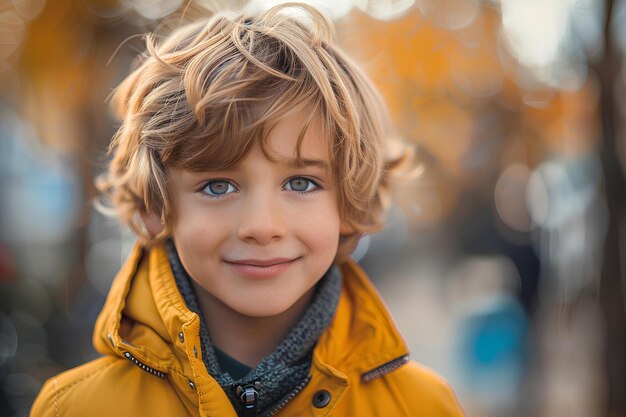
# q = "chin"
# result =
<box><xmin>230</xmin><ymin>299</ymin><xmax>296</xmax><ymax>318</ymax></box>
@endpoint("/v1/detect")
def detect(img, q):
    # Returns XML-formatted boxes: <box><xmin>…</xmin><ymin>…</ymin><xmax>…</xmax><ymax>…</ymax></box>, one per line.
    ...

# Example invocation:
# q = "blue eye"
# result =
<box><xmin>284</xmin><ymin>177</ymin><xmax>319</xmax><ymax>193</ymax></box>
<box><xmin>202</xmin><ymin>180</ymin><xmax>238</xmax><ymax>197</ymax></box>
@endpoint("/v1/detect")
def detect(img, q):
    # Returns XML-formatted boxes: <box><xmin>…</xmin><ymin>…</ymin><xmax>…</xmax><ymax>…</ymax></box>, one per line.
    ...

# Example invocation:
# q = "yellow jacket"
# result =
<box><xmin>31</xmin><ymin>243</ymin><xmax>465</xmax><ymax>416</ymax></box>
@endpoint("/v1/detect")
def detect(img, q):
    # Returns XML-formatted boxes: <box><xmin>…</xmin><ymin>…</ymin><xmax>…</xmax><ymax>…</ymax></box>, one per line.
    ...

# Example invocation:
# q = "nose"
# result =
<box><xmin>237</xmin><ymin>190</ymin><xmax>286</xmax><ymax>245</ymax></box>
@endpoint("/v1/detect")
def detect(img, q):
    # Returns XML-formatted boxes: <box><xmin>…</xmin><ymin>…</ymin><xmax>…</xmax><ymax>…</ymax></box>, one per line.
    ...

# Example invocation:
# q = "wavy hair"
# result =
<box><xmin>97</xmin><ymin>2</ymin><xmax>410</xmax><ymax>261</ymax></box>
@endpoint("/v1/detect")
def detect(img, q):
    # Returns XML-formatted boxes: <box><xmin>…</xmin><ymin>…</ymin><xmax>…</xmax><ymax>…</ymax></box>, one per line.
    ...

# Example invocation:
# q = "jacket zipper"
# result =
<box><xmin>233</xmin><ymin>376</ymin><xmax>311</xmax><ymax>417</ymax></box>
<box><xmin>262</xmin><ymin>375</ymin><xmax>311</xmax><ymax>417</ymax></box>
<box><xmin>360</xmin><ymin>354</ymin><xmax>410</xmax><ymax>383</ymax></box>
<box><xmin>123</xmin><ymin>351</ymin><xmax>166</xmax><ymax>379</ymax></box>
<box><xmin>237</xmin><ymin>382</ymin><xmax>261</xmax><ymax>417</ymax></box>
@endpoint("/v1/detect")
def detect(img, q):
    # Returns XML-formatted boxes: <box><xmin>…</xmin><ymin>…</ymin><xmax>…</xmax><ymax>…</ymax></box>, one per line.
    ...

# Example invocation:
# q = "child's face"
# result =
<box><xmin>167</xmin><ymin>111</ymin><xmax>342</xmax><ymax>318</ymax></box>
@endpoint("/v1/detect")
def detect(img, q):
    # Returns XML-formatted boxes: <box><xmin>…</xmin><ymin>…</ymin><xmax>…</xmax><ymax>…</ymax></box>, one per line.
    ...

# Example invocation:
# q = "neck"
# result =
<box><xmin>191</xmin><ymin>281</ymin><xmax>315</xmax><ymax>367</ymax></box>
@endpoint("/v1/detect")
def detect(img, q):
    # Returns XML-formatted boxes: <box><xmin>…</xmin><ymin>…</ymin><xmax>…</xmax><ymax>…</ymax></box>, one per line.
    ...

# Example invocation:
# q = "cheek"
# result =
<box><xmin>171</xmin><ymin>200</ymin><xmax>231</xmax><ymax>249</ymax></box>
<box><xmin>296</xmin><ymin>201</ymin><xmax>342</xmax><ymax>251</ymax></box>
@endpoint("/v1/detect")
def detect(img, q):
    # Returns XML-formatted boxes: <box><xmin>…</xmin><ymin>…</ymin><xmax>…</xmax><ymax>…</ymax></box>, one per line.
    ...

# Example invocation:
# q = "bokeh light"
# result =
<box><xmin>355</xmin><ymin>0</ymin><xmax>416</xmax><ymax>20</ymax></box>
<box><xmin>0</xmin><ymin>313</ymin><xmax>18</xmax><ymax>367</ymax></box>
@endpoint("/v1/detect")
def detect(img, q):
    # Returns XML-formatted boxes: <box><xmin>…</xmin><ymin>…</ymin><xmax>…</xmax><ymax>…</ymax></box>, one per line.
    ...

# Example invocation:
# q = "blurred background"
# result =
<box><xmin>0</xmin><ymin>0</ymin><xmax>624</xmax><ymax>416</ymax></box>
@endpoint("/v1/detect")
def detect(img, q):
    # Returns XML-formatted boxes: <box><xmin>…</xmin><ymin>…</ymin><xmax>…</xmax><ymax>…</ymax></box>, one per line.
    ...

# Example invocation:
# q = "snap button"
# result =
<box><xmin>178</xmin><ymin>332</ymin><xmax>184</xmax><ymax>343</ymax></box>
<box><xmin>193</xmin><ymin>346</ymin><xmax>198</xmax><ymax>358</ymax></box>
<box><xmin>189</xmin><ymin>380</ymin><xmax>196</xmax><ymax>390</ymax></box>
<box><xmin>312</xmin><ymin>390</ymin><xmax>331</xmax><ymax>408</ymax></box>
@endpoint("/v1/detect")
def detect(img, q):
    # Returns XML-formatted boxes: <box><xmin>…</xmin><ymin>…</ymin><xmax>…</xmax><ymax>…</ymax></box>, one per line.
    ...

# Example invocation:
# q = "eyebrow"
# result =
<box><xmin>184</xmin><ymin>157</ymin><xmax>331</xmax><ymax>179</ymax></box>
<box><xmin>280</xmin><ymin>157</ymin><xmax>330</xmax><ymax>171</ymax></box>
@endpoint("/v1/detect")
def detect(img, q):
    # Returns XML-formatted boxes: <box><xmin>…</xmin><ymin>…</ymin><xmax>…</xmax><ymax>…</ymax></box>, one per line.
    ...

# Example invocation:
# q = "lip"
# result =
<box><xmin>224</xmin><ymin>257</ymin><xmax>300</xmax><ymax>279</ymax></box>
<box><xmin>226</xmin><ymin>258</ymin><xmax>295</xmax><ymax>267</ymax></box>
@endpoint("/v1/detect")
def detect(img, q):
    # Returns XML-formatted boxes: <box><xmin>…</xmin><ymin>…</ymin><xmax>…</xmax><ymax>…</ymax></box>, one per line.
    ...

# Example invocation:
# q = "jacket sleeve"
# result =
<box><xmin>393</xmin><ymin>362</ymin><xmax>467</xmax><ymax>417</ymax></box>
<box><xmin>29</xmin><ymin>356</ymin><xmax>119</xmax><ymax>417</ymax></box>
<box><xmin>436</xmin><ymin>377</ymin><xmax>466</xmax><ymax>417</ymax></box>
<box><xmin>30</xmin><ymin>377</ymin><xmax>58</xmax><ymax>417</ymax></box>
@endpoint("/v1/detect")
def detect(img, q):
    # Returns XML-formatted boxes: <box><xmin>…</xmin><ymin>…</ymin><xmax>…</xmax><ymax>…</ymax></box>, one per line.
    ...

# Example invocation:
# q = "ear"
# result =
<box><xmin>140</xmin><ymin>210</ymin><xmax>165</xmax><ymax>236</ymax></box>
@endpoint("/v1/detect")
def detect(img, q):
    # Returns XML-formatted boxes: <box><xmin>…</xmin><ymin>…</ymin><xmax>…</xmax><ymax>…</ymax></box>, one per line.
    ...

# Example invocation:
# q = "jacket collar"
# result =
<box><xmin>316</xmin><ymin>259</ymin><xmax>410</xmax><ymax>378</ymax></box>
<box><xmin>93</xmin><ymin>242</ymin><xmax>410</xmax><ymax>396</ymax></box>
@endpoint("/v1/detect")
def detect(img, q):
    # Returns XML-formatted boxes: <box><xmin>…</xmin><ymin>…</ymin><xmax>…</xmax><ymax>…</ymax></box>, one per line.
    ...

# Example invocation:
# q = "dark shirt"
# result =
<box><xmin>214</xmin><ymin>347</ymin><xmax>253</xmax><ymax>380</ymax></box>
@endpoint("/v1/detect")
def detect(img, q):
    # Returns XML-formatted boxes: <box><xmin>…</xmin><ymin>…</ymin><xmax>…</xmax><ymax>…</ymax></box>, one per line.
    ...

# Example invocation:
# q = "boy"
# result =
<box><xmin>31</xmin><ymin>3</ymin><xmax>465</xmax><ymax>416</ymax></box>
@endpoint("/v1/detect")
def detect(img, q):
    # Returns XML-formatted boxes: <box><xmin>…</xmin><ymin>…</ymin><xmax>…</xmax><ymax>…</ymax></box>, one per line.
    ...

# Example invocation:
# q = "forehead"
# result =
<box><xmin>263</xmin><ymin>110</ymin><xmax>330</xmax><ymax>162</ymax></box>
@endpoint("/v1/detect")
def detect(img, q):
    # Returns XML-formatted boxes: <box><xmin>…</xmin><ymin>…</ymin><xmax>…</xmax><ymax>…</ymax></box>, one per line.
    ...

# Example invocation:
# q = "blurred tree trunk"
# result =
<box><xmin>595</xmin><ymin>0</ymin><xmax>626</xmax><ymax>415</ymax></box>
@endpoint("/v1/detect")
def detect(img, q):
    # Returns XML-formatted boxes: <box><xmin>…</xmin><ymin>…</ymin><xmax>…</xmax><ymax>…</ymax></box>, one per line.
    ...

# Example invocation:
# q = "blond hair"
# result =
<box><xmin>98</xmin><ymin>2</ymin><xmax>408</xmax><ymax>261</ymax></box>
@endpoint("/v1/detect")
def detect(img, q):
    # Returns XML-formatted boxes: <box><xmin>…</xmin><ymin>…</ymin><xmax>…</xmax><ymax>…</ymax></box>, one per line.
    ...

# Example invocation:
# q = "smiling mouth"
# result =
<box><xmin>224</xmin><ymin>258</ymin><xmax>300</xmax><ymax>278</ymax></box>
<box><xmin>226</xmin><ymin>258</ymin><xmax>296</xmax><ymax>267</ymax></box>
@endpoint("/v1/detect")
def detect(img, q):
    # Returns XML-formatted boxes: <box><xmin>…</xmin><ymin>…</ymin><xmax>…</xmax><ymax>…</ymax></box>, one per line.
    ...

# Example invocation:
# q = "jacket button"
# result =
<box><xmin>312</xmin><ymin>390</ymin><xmax>331</xmax><ymax>408</ymax></box>
<box><xmin>178</xmin><ymin>332</ymin><xmax>184</xmax><ymax>343</ymax></box>
<box><xmin>193</xmin><ymin>346</ymin><xmax>198</xmax><ymax>358</ymax></box>
<box><xmin>189</xmin><ymin>380</ymin><xmax>196</xmax><ymax>390</ymax></box>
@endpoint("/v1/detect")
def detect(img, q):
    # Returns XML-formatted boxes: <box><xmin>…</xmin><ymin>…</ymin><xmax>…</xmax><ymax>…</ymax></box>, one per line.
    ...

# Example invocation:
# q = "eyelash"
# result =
<box><xmin>198</xmin><ymin>176</ymin><xmax>321</xmax><ymax>199</ymax></box>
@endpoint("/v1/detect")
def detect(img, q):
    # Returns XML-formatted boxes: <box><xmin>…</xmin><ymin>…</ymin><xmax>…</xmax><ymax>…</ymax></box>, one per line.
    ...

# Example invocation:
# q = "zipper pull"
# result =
<box><xmin>236</xmin><ymin>382</ymin><xmax>260</xmax><ymax>417</ymax></box>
